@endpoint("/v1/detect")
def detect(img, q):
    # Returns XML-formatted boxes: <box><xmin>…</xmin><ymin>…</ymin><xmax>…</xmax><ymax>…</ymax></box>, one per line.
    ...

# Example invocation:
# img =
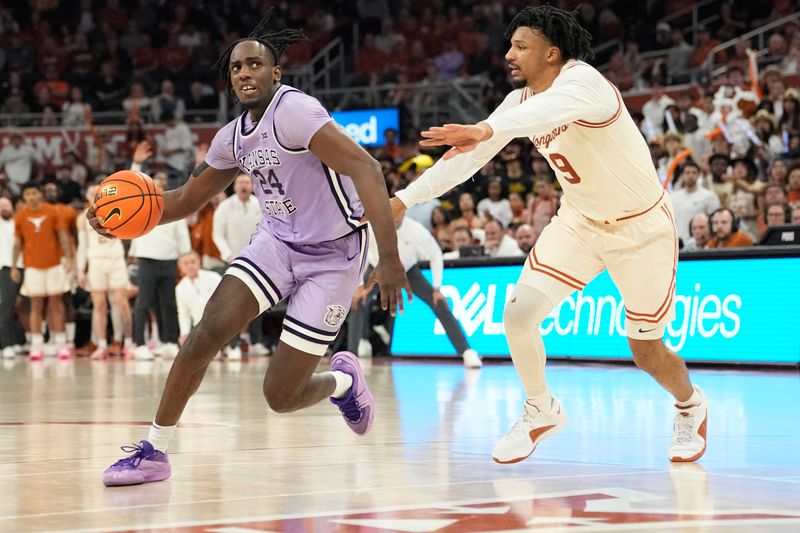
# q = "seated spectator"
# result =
<box><xmin>791</xmin><ymin>205</ymin><xmax>800</xmax><ymax>223</ymax></box>
<box><xmin>514</xmin><ymin>223</ymin><xmax>536</xmax><ymax>254</ymax></box>
<box><xmin>33</xmin><ymin>65</ymin><xmax>70</xmax><ymax>107</ymax></box>
<box><xmin>175</xmin><ymin>250</ymin><xmax>222</xmax><ymax>347</ymax></box>
<box><xmin>767</xmin><ymin>158</ymin><xmax>789</xmax><ymax>186</ymax></box>
<box><xmin>476</xmin><ymin>177</ymin><xmax>512</xmax><ymax>228</ymax></box>
<box><xmin>92</xmin><ymin>61</ymin><xmax>126</xmax><ymax>111</ymax></box>
<box><xmin>434</xmin><ymin>41</ymin><xmax>464</xmax><ymax>80</ymax></box>
<box><xmin>131</xmin><ymin>34</ymin><xmax>159</xmax><ymax>77</ymax></box>
<box><xmin>449</xmin><ymin>192</ymin><xmax>484</xmax><ymax>231</ymax></box>
<box><xmin>122</xmin><ymin>83</ymin><xmax>152</xmax><ymax>119</ymax></box>
<box><xmin>605</xmin><ymin>50</ymin><xmax>633</xmax><ymax>92</ymax></box>
<box><xmin>690</xmin><ymin>26</ymin><xmax>723</xmax><ymax>68</ymax></box>
<box><xmin>684</xmin><ymin>213</ymin><xmax>711</xmax><ymax>251</ymax></box>
<box><xmin>508</xmin><ymin>192</ymin><xmax>528</xmax><ymax>225</ymax></box>
<box><xmin>527</xmin><ymin>176</ymin><xmax>558</xmax><ymax>242</ymax></box>
<box><xmin>671</xmin><ymin>161</ymin><xmax>720</xmax><ymax>243</ymax></box>
<box><xmin>61</xmin><ymin>87</ymin><xmax>91</xmax><ymax>127</ymax></box>
<box><xmin>787</xmin><ymin>164</ymin><xmax>800</xmax><ymax>205</ymax></box>
<box><xmin>443</xmin><ymin>226</ymin><xmax>478</xmax><ymax>259</ymax></box>
<box><xmin>0</xmin><ymin>89</ymin><xmax>31</xmax><ymax>126</ymax></box>
<box><xmin>430</xmin><ymin>206</ymin><xmax>452</xmax><ymax>251</ymax></box>
<box><xmin>184</xmin><ymin>82</ymin><xmax>218</xmax><ymax>122</ymax></box>
<box><xmin>503</xmin><ymin>157</ymin><xmax>533</xmax><ymax>196</ymax></box>
<box><xmin>483</xmin><ymin>219</ymin><xmax>523</xmax><ymax>257</ymax></box>
<box><xmin>763</xmin><ymin>202</ymin><xmax>790</xmax><ymax>237</ymax></box>
<box><xmin>151</xmin><ymin>79</ymin><xmax>186</xmax><ymax>122</ymax></box>
<box><xmin>707</xmin><ymin>208</ymin><xmax>754</xmax><ymax>248</ymax></box>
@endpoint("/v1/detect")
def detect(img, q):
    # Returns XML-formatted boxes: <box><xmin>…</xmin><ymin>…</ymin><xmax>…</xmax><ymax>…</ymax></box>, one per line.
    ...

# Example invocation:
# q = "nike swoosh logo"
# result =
<box><xmin>102</xmin><ymin>207</ymin><xmax>122</xmax><ymax>226</ymax></box>
<box><xmin>346</xmin><ymin>251</ymin><xmax>359</xmax><ymax>261</ymax></box>
<box><xmin>638</xmin><ymin>327</ymin><xmax>657</xmax><ymax>333</ymax></box>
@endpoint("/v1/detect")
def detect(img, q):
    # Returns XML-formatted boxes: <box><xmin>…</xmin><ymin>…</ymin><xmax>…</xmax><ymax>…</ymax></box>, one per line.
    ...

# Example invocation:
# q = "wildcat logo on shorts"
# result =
<box><xmin>324</xmin><ymin>305</ymin><xmax>346</xmax><ymax>327</ymax></box>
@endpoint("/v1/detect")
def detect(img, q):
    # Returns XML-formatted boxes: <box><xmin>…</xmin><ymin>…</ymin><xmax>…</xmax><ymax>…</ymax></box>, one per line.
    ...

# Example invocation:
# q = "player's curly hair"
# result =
<box><xmin>504</xmin><ymin>5</ymin><xmax>594</xmax><ymax>62</ymax></box>
<box><xmin>214</xmin><ymin>11</ymin><xmax>306</xmax><ymax>100</ymax></box>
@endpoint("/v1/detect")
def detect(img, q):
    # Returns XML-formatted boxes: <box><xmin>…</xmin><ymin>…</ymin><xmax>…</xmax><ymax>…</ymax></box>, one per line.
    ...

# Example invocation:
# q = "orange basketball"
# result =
<box><xmin>94</xmin><ymin>170</ymin><xmax>163</xmax><ymax>239</ymax></box>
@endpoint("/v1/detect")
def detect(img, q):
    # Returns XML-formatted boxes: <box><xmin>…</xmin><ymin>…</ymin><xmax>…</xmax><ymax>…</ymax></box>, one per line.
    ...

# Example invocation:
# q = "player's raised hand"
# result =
<box><xmin>364</xmin><ymin>258</ymin><xmax>412</xmax><ymax>317</ymax></box>
<box><xmin>85</xmin><ymin>203</ymin><xmax>114</xmax><ymax>238</ymax></box>
<box><xmin>420</xmin><ymin>123</ymin><xmax>493</xmax><ymax>160</ymax></box>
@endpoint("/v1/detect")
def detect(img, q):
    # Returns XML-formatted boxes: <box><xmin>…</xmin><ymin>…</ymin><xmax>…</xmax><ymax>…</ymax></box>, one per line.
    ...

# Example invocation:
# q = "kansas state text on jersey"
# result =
<box><xmin>205</xmin><ymin>85</ymin><xmax>365</xmax><ymax>244</ymax></box>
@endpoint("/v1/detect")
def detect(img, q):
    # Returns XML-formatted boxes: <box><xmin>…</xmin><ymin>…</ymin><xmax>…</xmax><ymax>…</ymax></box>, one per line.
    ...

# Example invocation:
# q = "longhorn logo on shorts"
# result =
<box><xmin>324</xmin><ymin>305</ymin><xmax>346</xmax><ymax>327</ymax></box>
<box><xmin>102</xmin><ymin>207</ymin><xmax>123</xmax><ymax>226</ymax></box>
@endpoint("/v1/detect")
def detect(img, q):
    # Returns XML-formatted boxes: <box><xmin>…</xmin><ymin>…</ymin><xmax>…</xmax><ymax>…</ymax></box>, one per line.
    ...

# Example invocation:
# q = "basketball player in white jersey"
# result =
<box><xmin>77</xmin><ymin>184</ymin><xmax>134</xmax><ymax>359</ymax></box>
<box><xmin>390</xmin><ymin>6</ymin><xmax>708</xmax><ymax>463</ymax></box>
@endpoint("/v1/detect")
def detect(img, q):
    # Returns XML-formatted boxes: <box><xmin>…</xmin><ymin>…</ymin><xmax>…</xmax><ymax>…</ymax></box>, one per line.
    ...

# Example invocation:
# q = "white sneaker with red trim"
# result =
<box><xmin>669</xmin><ymin>385</ymin><xmax>708</xmax><ymax>462</ymax></box>
<box><xmin>492</xmin><ymin>396</ymin><xmax>567</xmax><ymax>464</ymax></box>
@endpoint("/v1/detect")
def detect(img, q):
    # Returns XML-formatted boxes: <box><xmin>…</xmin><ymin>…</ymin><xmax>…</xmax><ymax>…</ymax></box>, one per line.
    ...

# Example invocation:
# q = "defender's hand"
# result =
<box><xmin>420</xmin><ymin>123</ymin><xmax>493</xmax><ymax>160</ymax></box>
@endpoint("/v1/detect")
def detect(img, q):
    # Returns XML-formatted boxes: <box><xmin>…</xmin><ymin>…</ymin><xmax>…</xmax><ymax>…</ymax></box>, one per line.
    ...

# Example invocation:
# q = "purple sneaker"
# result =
<box><xmin>330</xmin><ymin>351</ymin><xmax>375</xmax><ymax>435</ymax></box>
<box><xmin>102</xmin><ymin>440</ymin><xmax>171</xmax><ymax>487</ymax></box>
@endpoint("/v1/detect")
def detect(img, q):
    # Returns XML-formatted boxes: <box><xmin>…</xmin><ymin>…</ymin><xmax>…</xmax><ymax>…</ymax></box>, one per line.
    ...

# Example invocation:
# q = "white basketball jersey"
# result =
<box><xmin>396</xmin><ymin>60</ymin><xmax>664</xmax><ymax>223</ymax></box>
<box><xmin>80</xmin><ymin>210</ymin><xmax>125</xmax><ymax>260</ymax></box>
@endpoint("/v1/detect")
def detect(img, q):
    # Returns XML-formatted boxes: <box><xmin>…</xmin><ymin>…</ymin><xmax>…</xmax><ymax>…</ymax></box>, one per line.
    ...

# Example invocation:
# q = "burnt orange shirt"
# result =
<box><xmin>707</xmin><ymin>231</ymin><xmax>754</xmax><ymax>249</ymax></box>
<box><xmin>51</xmin><ymin>202</ymin><xmax>78</xmax><ymax>253</ymax></box>
<box><xmin>199</xmin><ymin>206</ymin><xmax>221</xmax><ymax>259</ymax></box>
<box><xmin>14</xmin><ymin>203</ymin><xmax>67</xmax><ymax>269</ymax></box>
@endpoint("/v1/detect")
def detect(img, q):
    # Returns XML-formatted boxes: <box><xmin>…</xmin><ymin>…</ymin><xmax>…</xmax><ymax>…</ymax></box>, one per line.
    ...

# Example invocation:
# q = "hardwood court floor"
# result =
<box><xmin>1</xmin><ymin>356</ymin><xmax>799</xmax><ymax>532</ymax></box>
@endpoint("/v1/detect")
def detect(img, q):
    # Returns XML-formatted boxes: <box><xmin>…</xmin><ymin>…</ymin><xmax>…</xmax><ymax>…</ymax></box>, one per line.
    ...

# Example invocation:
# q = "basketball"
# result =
<box><xmin>94</xmin><ymin>170</ymin><xmax>163</xmax><ymax>239</ymax></box>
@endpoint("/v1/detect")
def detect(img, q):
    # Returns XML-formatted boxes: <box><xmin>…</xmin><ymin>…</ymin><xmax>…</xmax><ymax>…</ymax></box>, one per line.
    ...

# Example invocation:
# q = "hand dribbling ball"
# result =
<box><xmin>94</xmin><ymin>170</ymin><xmax>164</xmax><ymax>239</ymax></box>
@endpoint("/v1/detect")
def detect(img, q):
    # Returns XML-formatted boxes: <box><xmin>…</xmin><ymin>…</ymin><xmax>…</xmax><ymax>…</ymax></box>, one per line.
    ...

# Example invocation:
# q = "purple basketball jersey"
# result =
<box><xmin>205</xmin><ymin>85</ymin><xmax>365</xmax><ymax>244</ymax></box>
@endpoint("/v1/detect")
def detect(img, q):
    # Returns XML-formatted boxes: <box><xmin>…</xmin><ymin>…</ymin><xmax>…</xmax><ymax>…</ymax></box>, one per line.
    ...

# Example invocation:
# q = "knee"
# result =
<box><xmin>263</xmin><ymin>387</ymin><xmax>296</xmax><ymax>414</ymax></box>
<box><xmin>503</xmin><ymin>299</ymin><xmax>540</xmax><ymax>335</ymax></box>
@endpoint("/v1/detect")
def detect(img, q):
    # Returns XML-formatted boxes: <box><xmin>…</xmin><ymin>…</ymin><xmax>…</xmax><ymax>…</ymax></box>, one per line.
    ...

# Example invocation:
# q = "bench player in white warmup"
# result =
<box><xmin>391</xmin><ymin>5</ymin><xmax>708</xmax><ymax>463</ymax></box>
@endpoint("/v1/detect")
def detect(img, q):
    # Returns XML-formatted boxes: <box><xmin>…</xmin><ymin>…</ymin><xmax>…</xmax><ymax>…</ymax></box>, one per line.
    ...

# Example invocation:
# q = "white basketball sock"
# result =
<box><xmin>148</xmin><ymin>421</ymin><xmax>177</xmax><ymax>452</ymax></box>
<box><xmin>31</xmin><ymin>334</ymin><xmax>44</xmax><ymax>351</ymax></box>
<box><xmin>330</xmin><ymin>370</ymin><xmax>353</xmax><ymax>399</ymax></box>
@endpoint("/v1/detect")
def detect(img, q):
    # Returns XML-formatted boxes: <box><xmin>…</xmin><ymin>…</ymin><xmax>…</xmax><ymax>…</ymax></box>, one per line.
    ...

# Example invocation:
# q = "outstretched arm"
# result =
<box><xmin>87</xmin><ymin>162</ymin><xmax>239</xmax><ymax>237</ymax></box>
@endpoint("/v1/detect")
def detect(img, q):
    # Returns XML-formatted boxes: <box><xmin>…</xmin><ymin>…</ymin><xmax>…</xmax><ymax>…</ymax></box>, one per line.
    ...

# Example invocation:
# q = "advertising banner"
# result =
<box><xmin>391</xmin><ymin>257</ymin><xmax>800</xmax><ymax>364</ymax></box>
<box><xmin>330</xmin><ymin>108</ymin><xmax>399</xmax><ymax>147</ymax></box>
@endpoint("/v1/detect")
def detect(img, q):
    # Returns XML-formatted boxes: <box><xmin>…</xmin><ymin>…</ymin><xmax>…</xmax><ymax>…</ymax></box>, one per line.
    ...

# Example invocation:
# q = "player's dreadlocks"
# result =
<box><xmin>214</xmin><ymin>11</ymin><xmax>306</xmax><ymax>100</ymax></box>
<box><xmin>505</xmin><ymin>5</ymin><xmax>594</xmax><ymax>62</ymax></box>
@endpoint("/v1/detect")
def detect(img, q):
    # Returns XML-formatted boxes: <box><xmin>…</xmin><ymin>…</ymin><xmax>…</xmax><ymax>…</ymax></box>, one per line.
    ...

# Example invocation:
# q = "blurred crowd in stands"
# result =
<box><xmin>1</xmin><ymin>0</ymin><xmax>800</xmax><ymax>360</ymax></box>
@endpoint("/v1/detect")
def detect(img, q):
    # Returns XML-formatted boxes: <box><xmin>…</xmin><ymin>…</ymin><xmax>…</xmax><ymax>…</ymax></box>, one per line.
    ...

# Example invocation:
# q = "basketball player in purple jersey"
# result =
<box><xmin>89</xmin><ymin>18</ymin><xmax>410</xmax><ymax>487</ymax></box>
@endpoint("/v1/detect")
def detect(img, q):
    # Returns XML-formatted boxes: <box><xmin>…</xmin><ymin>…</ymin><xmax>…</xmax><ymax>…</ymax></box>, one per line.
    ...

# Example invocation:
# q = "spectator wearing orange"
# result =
<box><xmin>192</xmin><ymin>192</ymin><xmax>226</xmax><ymax>271</ymax></box>
<box><xmin>690</xmin><ymin>26</ymin><xmax>723</xmax><ymax>68</ymax></box>
<box><xmin>707</xmin><ymin>208</ymin><xmax>754</xmax><ymax>248</ymax></box>
<box><xmin>11</xmin><ymin>182</ymin><xmax>74</xmax><ymax>360</ymax></box>
<box><xmin>787</xmin><ymin>164</ymin><xmax>800</xmax><ymax>205</ymax></box>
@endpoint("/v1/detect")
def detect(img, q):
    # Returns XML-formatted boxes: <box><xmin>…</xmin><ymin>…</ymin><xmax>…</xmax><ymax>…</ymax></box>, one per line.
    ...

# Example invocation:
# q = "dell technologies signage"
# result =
<box><xmin>331</xmin><ymin>108</ymin><xmax>399</xmax><ymax>147</ymax></box>
<box><xmin>391</xmin><ymin>257</ymin><xmax>800</xmax><ymax>364</ymax></box>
